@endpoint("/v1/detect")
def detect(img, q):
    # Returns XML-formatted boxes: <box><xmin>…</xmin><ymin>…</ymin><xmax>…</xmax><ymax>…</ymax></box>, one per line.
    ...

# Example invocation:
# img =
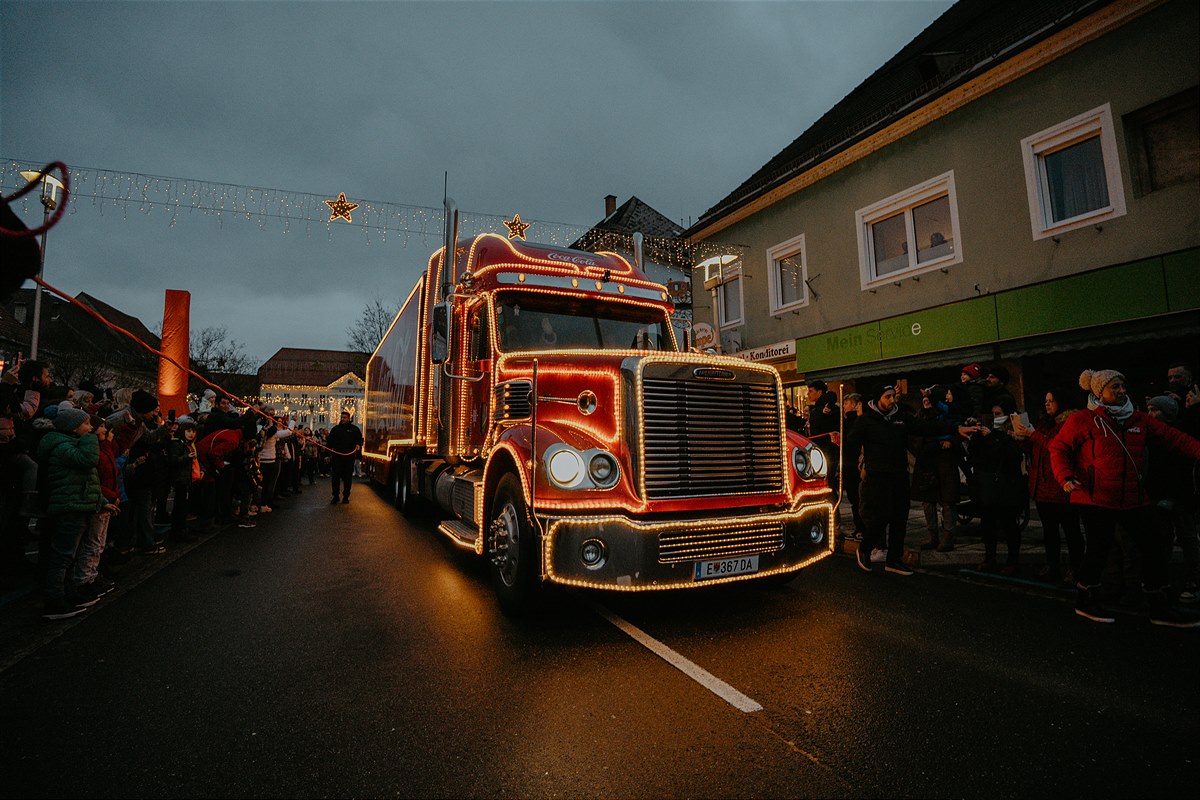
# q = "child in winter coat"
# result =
<box><xmin>37</xmin><ymin>408</ymin><xmax>110</xmax><ymax>619</ymax></box>
<box><xmin>166</xmin><ymin>417</ymin><xmax>201</xmax><ymax>543</ymax></box>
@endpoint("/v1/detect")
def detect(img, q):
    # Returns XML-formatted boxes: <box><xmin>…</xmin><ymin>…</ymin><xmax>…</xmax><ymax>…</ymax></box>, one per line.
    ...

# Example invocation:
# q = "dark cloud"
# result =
<box><xmin>2</xmin><ymin>0</ymin><xmax>951</xmax><ymax>366</ymax></box>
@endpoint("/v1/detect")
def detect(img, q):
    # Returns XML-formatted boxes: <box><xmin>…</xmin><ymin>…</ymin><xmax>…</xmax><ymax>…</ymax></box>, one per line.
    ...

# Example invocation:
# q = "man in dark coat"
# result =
<box><xmin>845</xmin><ymin>384</ymin><xmax>979</xmax><ymax>576</ymax></box>
<box><xmin>326</xmin><ymin>411</ymin><xmax>363</xmax><ymax>504</ymax></box>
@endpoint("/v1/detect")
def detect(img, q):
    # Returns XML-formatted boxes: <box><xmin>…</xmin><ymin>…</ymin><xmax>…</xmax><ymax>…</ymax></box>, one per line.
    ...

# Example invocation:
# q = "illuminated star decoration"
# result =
<box><xmin>324</xmin><ymin>192</ymin><xmax>359</xmax><ymax>223</ymax></box>
<box><xmin>503</xmin><ymin>213</ymin><xmax>531</xmax><ymax>240</ymax></box>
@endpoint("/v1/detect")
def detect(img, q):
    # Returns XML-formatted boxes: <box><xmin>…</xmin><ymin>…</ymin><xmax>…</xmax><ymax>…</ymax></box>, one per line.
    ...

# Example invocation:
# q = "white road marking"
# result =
<box><xmin>585</xmin><ymin>599</ymin><xmax>764</xmax><ymax>713</ymax></box>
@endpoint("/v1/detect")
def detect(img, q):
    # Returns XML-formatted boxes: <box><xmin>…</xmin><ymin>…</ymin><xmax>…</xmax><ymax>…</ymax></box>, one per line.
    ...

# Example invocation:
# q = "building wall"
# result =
<box><xmin>694</xmin><ymin>0</ymin><xmax>1198</xmax><ymax>358</ymax></box>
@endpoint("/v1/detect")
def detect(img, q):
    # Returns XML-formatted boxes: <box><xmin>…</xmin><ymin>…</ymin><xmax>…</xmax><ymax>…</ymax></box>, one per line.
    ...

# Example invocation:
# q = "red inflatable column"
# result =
<box><xmin>157</xmin><ymin>289</ymin><xmax>191</xmax><ymax>418</ymax></box>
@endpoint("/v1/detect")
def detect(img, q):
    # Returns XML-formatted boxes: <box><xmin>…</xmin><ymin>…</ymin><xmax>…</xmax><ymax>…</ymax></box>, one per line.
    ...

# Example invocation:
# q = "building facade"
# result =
<box><xmin>257</xmin><ymin>347</ymin><xmax>370</xmax><ymax>430</ymax></box>
<box><xmin>686</xmin><ymin>0</ymin><xmax>1198</xmax><ymax>411</ymax></box>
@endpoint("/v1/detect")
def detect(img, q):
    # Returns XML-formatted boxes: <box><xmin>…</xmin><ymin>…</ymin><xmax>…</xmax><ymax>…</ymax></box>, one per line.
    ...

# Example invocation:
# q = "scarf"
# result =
<box><xmin>1087</xmin><ymin>393</ymin><xmax>1134</xmax><ymax>422</ymax></box>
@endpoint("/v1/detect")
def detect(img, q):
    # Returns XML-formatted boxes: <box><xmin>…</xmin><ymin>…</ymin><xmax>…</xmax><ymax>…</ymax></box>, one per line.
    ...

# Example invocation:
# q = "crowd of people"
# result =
<box><xmin>0</xmin><ymin>363</ymin><xmax>362</xmax><ymax>620</ymax></box>
<box><xmin>792</xmin><ymin>362</ymin><xmax>1200</xmax><ymax>628</ymax></box>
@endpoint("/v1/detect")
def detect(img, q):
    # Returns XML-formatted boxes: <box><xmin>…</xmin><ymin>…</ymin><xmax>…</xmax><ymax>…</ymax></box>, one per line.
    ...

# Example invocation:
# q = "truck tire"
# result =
<box><xmin>488</xmin><ymin>473</ymin><xmax>540</xmax><ymax>615</ymax></box>
<box><xmin>393</xmin><ymin>457</ymin><xmax>413</xmax><ymax>513</ymax></box>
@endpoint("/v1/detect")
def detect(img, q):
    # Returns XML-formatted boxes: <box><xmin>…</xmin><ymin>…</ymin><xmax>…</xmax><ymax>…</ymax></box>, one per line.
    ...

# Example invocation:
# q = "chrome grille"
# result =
<box><xmin>658</xmin><ymin>520</ymin><xmax>785</xmax><ymax>563</ymax></box>
<box><xmin>641</xmin><ymin>376</ymin><xmax>784</xmax><ymax>498</ymax></box>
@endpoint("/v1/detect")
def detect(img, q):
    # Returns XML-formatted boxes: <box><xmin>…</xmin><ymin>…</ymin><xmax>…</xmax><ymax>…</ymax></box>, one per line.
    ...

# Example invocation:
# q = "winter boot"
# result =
<box><xmin>920</xmin><ymin>530</ymin><xmax>940</xmax><ymax>550</ymax></box>
<box><xmin>1146</xmin><ymin>588</ymin><xmax>1200</xmax><ymax>629</ymax></box>
<box><xmin>936</xmin><ymin>529</ymin><xmax>955</xmax><ymax>552</ymax></box>
<box><xmin>1074</xmin><ymin>584</ymin><xmax>1115</xmax><ymax>623</ymax></box>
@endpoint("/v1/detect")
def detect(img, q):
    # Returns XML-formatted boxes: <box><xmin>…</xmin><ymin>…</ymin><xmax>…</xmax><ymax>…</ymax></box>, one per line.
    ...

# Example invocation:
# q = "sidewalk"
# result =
<box><xmin>831</xmin><ymin>500</ymin><xmax>1194</xmax><ymax>600</ymax></box>
<box><xmin>835</xmin><ymin>501</ymin><xmax>1073</xmax><ymax>595</ymax></box>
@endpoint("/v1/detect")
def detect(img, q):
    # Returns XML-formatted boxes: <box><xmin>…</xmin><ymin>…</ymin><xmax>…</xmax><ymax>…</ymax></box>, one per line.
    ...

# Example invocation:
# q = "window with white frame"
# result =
<box><xmin>766</xmin><ymin>234</ymin><xmax>808</xmax><ymax>313</ymax></box>
<box><xmin>1021</xmin><ymin>104</ymin><xmax>1126</xmax><ymax>239</ymax></box>
<box><xmin>717</xmin><ymin>273</ymin><xmax>743</xmax><ymax>327</ymax></box>
<box><xmin>856</xmin><ymin>171</ymin><xmax>962</xmax><ymax>288</ymax></box>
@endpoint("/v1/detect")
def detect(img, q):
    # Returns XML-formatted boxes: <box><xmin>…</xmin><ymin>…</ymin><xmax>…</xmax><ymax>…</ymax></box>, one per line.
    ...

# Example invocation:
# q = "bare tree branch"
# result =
<box><xmin>346</xmin><ymin>294</ymin><xmax>399</xmax><ymax>353</ymax></box>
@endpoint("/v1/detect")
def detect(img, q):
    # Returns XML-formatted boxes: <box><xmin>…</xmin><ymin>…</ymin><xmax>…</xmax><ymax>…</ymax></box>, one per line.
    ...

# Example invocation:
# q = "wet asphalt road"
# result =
<box><xmin>1</xmin><ymin>482</ymin><xmax>1197</xmax><ymax>799</ymax></box>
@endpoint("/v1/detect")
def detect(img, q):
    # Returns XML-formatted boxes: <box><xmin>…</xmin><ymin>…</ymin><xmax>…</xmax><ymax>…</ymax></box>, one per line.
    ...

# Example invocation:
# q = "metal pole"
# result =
<box><xmin>29</xmin><ymin>205</ymin><xmax>49</xmax><ymax>359</ymax></box>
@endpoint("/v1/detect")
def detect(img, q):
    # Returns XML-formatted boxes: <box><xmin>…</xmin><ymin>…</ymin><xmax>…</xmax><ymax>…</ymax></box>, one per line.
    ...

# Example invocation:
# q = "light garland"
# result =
<box><xmin>1</xmin><ymin>158</ymin><xmax>748</xmax><ymax>266</ymax></box>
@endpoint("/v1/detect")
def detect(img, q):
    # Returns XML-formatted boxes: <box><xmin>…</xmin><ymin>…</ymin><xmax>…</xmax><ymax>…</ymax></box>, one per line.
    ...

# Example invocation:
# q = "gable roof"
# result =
<box><xmin>572</xmin><ymin>196</ymin><xmax>692</xmax><ymax>269</ymax></box>
<box><xmin>257</xmin><ymin>347</ymin><xmax>370</xmax><ymax>388</ymax></box>
<box><xmin>687</xmin><ymin>0</ymin><xmax>1117</xmax><ymax>237</ymax></box>
<box><xmin>0</xmin><ymin>288</ymin><xmax>159</xmax><ymax>379</ymax></box>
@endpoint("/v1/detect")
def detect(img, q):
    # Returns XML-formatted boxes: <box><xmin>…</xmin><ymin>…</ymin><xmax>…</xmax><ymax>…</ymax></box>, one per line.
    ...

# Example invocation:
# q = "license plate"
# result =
<box><xmin>693</xmin><ymin>554</ymin><xmax>760</xmax><ymax>581</ymax></box>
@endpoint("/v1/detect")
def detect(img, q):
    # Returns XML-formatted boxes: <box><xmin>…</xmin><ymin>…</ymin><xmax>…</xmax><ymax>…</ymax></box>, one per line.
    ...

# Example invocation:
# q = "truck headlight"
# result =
<box><xmin>544</xmin><ymin>444</ymin><xmax>620</xmax><ymax>490</ymax></box>
<box><xmin>548</xmin><ymin>448</ymin><xmax>585</xmax><ymax>488</ymax></box>
<box><xmin>792</xmin><ymin>443</ymin><xmax>828</xmax><ymax>479</ymax></box>
<box><xmin>588</xmin><ymin>452</ymin><xmax>618</xmax><ymax>486</ymax></box>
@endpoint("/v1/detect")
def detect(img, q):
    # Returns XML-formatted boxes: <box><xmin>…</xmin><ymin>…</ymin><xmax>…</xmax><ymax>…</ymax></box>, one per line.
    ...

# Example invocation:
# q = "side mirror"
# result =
<box><xmin>431</xmin><ymin>300</ymin><xmax>451</xmax><ymax>364</ymax></box>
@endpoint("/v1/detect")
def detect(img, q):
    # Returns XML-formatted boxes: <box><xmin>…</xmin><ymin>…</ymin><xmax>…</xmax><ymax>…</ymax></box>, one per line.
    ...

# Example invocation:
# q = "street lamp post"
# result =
<box><xmin>19</xmin><ymin>171</ymin><xmax>65</xmax><ymax>360</ymax></box>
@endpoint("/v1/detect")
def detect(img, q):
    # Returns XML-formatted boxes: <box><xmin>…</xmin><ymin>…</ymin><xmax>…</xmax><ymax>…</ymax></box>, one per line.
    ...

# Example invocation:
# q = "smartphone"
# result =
<box><xmin>1009</xmin><ymin>412</ymin><xmax>1030</xmax><ymax>429</ymax></box>
<box><xmin>168</xmin><ymin>409</ymin><xmax>176</xmax><ymax>423</ymax></box>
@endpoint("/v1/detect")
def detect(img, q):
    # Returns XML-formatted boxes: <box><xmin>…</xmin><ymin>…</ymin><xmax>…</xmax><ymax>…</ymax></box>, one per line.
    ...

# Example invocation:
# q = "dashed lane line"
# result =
<box><xmin>583</xmin><ymin>597</ymin><xmax>764</xmax><ymax>713</ymax></box>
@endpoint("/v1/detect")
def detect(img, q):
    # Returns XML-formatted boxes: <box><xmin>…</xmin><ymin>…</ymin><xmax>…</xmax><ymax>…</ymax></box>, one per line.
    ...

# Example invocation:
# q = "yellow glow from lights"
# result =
<box><xmin>541</xmin><ymin>503</ymin><xmax>835</xmax><ymax>591</ymax></box>
<box><xmin>324</xmin><ymin>192</ymin><xmax>359</xmax><ymax>223</ymax></box>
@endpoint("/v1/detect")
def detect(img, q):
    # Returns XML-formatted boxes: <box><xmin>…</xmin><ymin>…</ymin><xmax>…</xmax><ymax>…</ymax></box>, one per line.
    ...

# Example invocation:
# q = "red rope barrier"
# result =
<box><xmin>28</xmin><ymin>274</ymin><xmax>359</xmax><ymax>457</ymax></box>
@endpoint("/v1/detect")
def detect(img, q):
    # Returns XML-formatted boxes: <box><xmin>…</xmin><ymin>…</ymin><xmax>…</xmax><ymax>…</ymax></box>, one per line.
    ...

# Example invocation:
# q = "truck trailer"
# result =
<box><xmin>362</xmin><ymin>214</ymin><xmax>834</xmax><ymax>613</ymax></box>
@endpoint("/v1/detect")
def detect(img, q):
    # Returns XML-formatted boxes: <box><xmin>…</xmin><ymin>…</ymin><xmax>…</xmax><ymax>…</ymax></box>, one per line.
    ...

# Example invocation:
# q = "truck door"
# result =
<box><xmin>464</xmin><ymin>305</ymin><xmax>493</xmax><ymax>456</ymax></box>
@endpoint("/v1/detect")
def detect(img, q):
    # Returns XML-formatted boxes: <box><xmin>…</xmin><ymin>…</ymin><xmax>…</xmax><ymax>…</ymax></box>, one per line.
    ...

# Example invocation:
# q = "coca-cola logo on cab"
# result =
<box><xmin>546</xmin><ymin>251</ymin><xmax>598</xmax><ymax>267</ymax></box>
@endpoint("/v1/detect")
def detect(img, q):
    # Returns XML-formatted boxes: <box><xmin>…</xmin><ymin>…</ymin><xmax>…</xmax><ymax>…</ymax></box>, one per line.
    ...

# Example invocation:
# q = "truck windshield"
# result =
<box><xmin>495</xmin><ymin>294</ymin><xmax>673</xmax><ymax>353</ymax></box>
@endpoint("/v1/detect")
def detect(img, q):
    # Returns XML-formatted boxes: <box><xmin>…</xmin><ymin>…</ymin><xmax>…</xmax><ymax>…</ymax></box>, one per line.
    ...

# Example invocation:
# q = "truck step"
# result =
<box><xmin>437</xmin><ymin>520</ymin><xmax>479</xmax><ymax>549</ymax></box>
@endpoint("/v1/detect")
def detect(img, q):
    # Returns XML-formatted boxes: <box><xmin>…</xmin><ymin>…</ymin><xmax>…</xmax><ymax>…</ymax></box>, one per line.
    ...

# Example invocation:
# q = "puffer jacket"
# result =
<box><xmin>1023</xmin><ymin>412</ymin><xmax>1072</xmax><ymax>503</ymax></box>
<box><xmin>36</xmin><ymin>430</ymin><xmax>104</xmax><ymax>516</ymax></box>
<box><xmin>1049</xmin><ymin>407</ymin><xmax>1200</xmax><ymax>510</ymax></box>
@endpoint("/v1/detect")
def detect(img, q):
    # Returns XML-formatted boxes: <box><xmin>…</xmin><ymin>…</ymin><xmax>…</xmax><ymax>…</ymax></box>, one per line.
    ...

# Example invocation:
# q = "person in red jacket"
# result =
<box><xmin>1049</xmin><ymin>369</ymin><xmax>1200</xmax><ymax>627</ymax></box>
<box><xmin>1015</xmin><ymin>386</ymin><xmax>1083</xmax><ymax>584</ymax></box>
<box><xmin>195</xmin><ymin>426</ymin><xmax>243</xmax><ymax>529</ymax></box>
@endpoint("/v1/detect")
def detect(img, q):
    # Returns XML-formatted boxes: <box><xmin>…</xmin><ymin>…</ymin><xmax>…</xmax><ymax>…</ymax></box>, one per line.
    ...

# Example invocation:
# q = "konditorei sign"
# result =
<box><xmin>732</xmin><ymin>339</ymin><xmax>796</xmax><ymax>363</ymax></box>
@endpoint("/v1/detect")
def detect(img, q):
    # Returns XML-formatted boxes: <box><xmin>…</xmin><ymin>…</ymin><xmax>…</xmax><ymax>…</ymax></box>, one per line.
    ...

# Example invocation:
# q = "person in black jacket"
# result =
<box><xmin>326</xmin><ymin>411</ymin><xmax>363</xmax><ymax>504</ymax></box>
<box><xmin>967</xmin><ymin>399</ymin><xmax>1026</xmax><ymax>574</ymax></box>
<box><xmin>846</xmin><ymin>384</ymin><xmax>980</xmax><ymax>576</ymax></box>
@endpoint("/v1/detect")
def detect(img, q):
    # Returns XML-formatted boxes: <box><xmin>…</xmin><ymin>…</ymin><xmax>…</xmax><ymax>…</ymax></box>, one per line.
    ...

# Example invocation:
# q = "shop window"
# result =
<box><xmin>1124</xmin><ymin>86</ymin><xmax>1199</xmax><ymax>197</ymax></box>
<box><xmin>856</xmin><ymin>171</ymin><xmax>961</xmax><ymax>288</ymax></box>
<box><xmin>766</xmin><ymin>234</ymin><xmax>808</xmax><ymax>313</ymax></box>
<box><xmin>1021</xmin><ymin>104</ymin><xmax>1126</xmax><ymax>239</ymax></box>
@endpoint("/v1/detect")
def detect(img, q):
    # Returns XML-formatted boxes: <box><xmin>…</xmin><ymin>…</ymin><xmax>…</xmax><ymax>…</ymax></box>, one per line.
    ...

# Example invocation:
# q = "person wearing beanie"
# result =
<box><xmin>845</xmin><ymin>384</ymin><xmax>982</xmax><ymax>577</ymax></box>
<box><xmin>1146</xmin><ymin>395</ymin><xmax>1179</xmax><ymax>423</ymax></box>
<box><xmin>959</xmin><ymin>364</ymin><xmax>987</xmax><ymax>419</ymax></box>
<box><xmin>37</xmin><ymin>404</ymin><xmax>106</xmax><ymax>619</ymax></box>
<box><xmin>166</xmin><ymin>416</ymin><xmax>202</xmax><ymax>543</ymax></box>
<box><xmin>199</xmin><ymin>389</ymin><xmax>217</xmax><ymax>414</ymax></box>
<box><xmin>1049</xmin><ymin>369</ymin><xmax>1200</xmax><ymax>627</ymax></box>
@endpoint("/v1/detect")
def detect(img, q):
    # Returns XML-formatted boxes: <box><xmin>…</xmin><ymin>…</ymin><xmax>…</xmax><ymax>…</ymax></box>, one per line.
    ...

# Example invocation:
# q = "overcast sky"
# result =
<box><xmin>2</xmin><ymin>0</ymin><xmax>953</xmax><ymax>369</ymax></box>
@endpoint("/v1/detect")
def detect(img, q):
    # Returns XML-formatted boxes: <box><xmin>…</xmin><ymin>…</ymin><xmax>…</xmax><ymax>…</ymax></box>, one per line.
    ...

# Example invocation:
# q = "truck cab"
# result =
<box><xmin>364</xmin><ymin>232</ymin><xmax>833</xmax><ymax>613</ymax></box>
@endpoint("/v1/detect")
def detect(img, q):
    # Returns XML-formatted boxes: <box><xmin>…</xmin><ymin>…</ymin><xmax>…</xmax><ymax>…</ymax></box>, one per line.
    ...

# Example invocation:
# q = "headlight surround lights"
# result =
<box><xmin>791</xmin><ymin>443</ymin><xmax>828</xmax><ymax>479</ymax></box>
<box><xmin>544</xmin><ymin>444</ymin><xmax>621</xmax><ymax>490</ymax></box>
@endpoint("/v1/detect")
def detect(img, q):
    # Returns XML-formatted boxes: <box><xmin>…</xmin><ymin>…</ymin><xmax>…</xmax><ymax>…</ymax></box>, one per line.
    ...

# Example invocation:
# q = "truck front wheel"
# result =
<box><xmin>488</xmin><ymin>473</ymin><xmax>540</xmax><ymax>615</ymax></box>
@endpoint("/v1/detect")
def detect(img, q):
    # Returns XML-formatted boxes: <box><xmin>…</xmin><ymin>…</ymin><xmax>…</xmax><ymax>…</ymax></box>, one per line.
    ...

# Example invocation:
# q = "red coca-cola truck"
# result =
<box><xmin>363</xmin><ymin>208</ymin><xmax>833</xmax><ymax>613</ymax></box>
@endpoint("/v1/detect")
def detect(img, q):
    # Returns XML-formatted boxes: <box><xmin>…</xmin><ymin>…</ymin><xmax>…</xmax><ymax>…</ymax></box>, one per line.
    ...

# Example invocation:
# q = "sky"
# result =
<box><xmin>1</xmin><ymin>0</ymin><xmax>953</xmax><ymax>369</ymax></box>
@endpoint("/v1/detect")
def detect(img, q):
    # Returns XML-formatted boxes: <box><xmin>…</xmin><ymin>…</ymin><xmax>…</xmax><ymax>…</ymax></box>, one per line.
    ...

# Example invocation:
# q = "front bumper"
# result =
<box><xmin>541</xmin><ymin>502</ymin><xmax>834</xmax><ymax>590</ymax></box>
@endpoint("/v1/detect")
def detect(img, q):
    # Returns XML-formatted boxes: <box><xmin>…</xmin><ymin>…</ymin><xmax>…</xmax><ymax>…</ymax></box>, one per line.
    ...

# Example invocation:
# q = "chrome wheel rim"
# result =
<box><xmin>491</xmin><ymin>501</ymin><xmax>521</xmax><ymax>587</ymax></box>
